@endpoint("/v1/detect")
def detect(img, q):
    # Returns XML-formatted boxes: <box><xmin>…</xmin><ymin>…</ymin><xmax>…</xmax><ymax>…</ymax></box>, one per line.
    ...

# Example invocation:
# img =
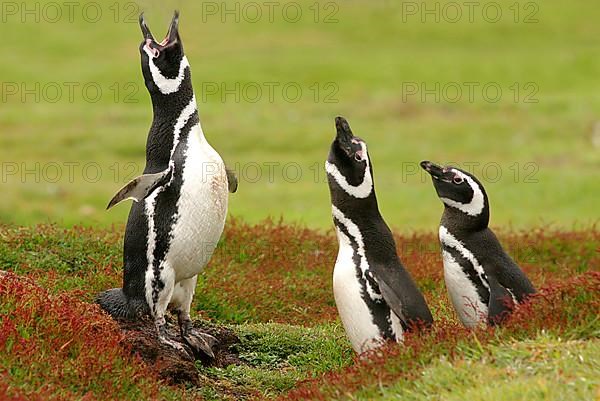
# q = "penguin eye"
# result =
<box><xmin>453</xmin><ymin>176</ymin><xmax>464</xmax><ymax>185</ymax></box>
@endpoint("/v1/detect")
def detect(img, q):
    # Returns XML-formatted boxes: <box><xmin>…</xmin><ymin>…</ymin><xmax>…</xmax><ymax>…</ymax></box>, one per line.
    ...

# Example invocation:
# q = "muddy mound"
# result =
<box><xmin>117</xmin><ymin>317</ymin><xmax>242</xmax><ymax>386</ymax></box>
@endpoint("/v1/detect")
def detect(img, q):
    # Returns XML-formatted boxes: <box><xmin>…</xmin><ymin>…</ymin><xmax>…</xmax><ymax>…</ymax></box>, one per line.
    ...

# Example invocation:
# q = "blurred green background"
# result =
<box><xmin>1</xmin><ymin>0</ymin><xmax>598</xmax><ymax>230</ymax></box>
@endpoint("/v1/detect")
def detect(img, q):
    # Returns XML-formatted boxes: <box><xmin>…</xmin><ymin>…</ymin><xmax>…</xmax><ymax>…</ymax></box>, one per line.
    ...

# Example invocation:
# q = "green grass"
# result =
<box><xmin>196</xmin><ymin>323</ymin><xmax>353</xmax><ymax>400</ymax></box>
<box><xmin>362</xmin><ymin>335</ymin><xmax>600</xmax><ymax>401</ymax></box>
<box><xmin>1</xmin><ymin>0</ymin><xmax>599</xmax><ymax>229</ymax></box>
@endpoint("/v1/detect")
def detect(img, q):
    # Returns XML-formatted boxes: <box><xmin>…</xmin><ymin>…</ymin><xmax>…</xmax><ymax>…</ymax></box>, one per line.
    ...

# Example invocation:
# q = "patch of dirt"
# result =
<box><xmin>117</xmin><ymin>316</ymin><xmax>242</xmax><ymax>386</ymax></box>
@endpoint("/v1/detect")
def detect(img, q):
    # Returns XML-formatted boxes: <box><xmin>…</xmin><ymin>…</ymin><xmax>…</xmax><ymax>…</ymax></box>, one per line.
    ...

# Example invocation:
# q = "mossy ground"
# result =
<box><xmin>0</xmin><ymin>222</ymin><xmax>598</xmax><ymax>400</ymax></box>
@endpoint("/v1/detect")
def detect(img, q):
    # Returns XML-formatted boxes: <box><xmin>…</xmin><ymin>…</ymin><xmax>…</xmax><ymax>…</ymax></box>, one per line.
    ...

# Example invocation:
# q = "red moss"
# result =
<box><xmin>1</xmin><ymin>222</ymin><xmax>596</xmax><ymax>326</ymax></box>
<box><xmin>0</xmin><ymin>273</ymin><xmax>198</xmax><ymax>401</ymax></box>
<box><xmin>203</xmin><ymin>221</ymin><xmax>598</xmax><ymax>324</ymax></box>
<box><xmin>281</xmin><ymin>271</ymin><xmax>600</xmax><ymax>401</ymax></box>
<box><xmin>0</xmin><ymin>222</ymin><xmax>597</xmax><ymax>400</ymax></box>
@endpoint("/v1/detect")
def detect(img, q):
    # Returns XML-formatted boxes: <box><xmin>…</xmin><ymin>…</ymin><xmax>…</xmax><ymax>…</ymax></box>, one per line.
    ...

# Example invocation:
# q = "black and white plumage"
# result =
<box><xmin>326</xmin><ymin>117</ymin><xmax>433</xmax><ymax>353</ymax></box>
<box><xmin>420</xmin><ymin>161</ymin><xmax>535</xmax><ymax>327</ymax></box>
<box><xmin>96</xmin><ymin>11</ymin><xmax>236</xmax><ymax>357</ymax></box>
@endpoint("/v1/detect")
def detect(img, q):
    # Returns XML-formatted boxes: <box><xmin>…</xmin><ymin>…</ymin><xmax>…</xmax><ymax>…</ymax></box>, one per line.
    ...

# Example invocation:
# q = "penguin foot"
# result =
<box><xmin>158</xmin><ymin>335</ymin><xmax>193</xmax><ymax>357</ymax></box>
<box><xmin>179</xmin><ymin>319</ymin><xmax>218</xmax><ymax>358</ymax></box>
<box><xmin>156</xmin><ymin>322</ymin><xmax>193</xmax><ymax>360</ymax></box>
<box><xmin>182</xmin><ymin>330</ymin><xmax>218</xmax><ymax>358</ymax></box>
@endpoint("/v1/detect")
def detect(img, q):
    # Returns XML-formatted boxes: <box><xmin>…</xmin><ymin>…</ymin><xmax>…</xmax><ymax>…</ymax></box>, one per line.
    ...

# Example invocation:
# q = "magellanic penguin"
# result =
<box><xmin>420</xmin><ymin>161</ymin><xmax>535</xmax><ymax>327</ymax></box>
<box><xmin>96</xmin><ymin>11</ymin><xmax>237</xmax><ymax>357</ymax></box>
<box><xmin>326</xmin><ymin>117</ymin><xmax>433</xmax><ymax>354</ymax></box>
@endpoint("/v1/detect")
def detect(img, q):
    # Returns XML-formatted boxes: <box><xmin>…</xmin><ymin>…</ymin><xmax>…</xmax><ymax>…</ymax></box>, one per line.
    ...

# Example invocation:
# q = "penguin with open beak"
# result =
<box><xmin>97</xmin><ymin>11</ymin><xmax>237</xmax><ymax>358</ymax></box>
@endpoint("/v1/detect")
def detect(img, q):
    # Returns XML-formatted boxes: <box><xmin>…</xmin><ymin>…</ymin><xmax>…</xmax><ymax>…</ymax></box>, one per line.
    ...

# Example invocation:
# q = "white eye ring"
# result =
<box><xmin>453</xmin><ymin>176</ymin><xmax>464</xmax><ymax>184</ymax></box>
<box><xmin>354</xmin><ymin>150</ymin><xmax>366</xmax><ymax>162</ymax></box>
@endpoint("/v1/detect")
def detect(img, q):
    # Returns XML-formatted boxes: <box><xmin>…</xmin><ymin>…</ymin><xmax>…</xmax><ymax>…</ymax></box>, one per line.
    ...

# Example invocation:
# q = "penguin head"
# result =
<box><xmin>420</xmin><ymin>161</ymin><xmax>489</xmax><ymax>220</ymax></box>
<box><xmin>326</xmin><ymin>117</ymin><xmax>374</xmax><ymax>200</ymax></box>
<box><xmin>138</xmin><ymin>11</ymin><xmax>189</xmax><ymax>96</ymax></box>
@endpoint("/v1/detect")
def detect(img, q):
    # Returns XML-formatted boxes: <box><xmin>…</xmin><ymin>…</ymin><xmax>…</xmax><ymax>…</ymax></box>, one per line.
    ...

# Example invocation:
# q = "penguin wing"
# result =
<box><xmin>106</xmin><ymin>168</ymin><xmax>173</xmax><ymax>210</ymax></box>
<box><xmin>490</xmin><ymin>255</ymin><xmax>536</xmax><ymax>302</ymax></box>
<box><xmin>371</xmin><ymin>265</ymin><xmax>433</xmax><ymax>327</ymax></box>
<box><xmin>480</xmin><ymin>228</ymin><xmax>536</xmax><ymax>301</ymax></box>
<box><xmin>377</xmin><ymin>278</ymin><xmax>408</xmax><ymax>322</ymax></box>
<box><xmin>487</xmin><ymin>277</ymin><xmax>516</xmax><ymax>326</ymax></box>
<box><xmin>226</xmin><ymin>167</ymin><xmax>238</xmax><ymax>193</ymax></box>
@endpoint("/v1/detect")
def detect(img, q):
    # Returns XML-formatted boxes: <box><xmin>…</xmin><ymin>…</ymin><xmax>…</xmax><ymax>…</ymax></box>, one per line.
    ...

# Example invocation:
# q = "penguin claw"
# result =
<box><xmin>182</xmin><ymin>330</ymin><xmax>218</xmax><ymax>358</ymax></box>
<box><xmin>158</xmin><ymin>336</ymin><xmax>194</xmax><ymax>360</ymax></box>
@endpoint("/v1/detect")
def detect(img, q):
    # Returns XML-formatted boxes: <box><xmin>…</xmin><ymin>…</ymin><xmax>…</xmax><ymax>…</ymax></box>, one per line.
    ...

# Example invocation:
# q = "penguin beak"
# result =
<box><xmin>139</xmin><ymin>13</ymin><xmax>155</xmax><ymax>41</ymax></box>
<box><xmin>335</xmin><ymin>116</ymin><xmax>354</xmax><ymax>148</ymax></box>
<box><xmin>420</xmin><ymin>161</ymin><xmax>445</xmax><ymax>180</ymax></box>
<box><xmin>139</xmin><ymin>10</ymin><xmax>180</xmax><ymax>46</ymax></box>
<box><xmin>164</xmin><ymin>10</ymin><xmax>180</xmax><ymax>45</ymax></box>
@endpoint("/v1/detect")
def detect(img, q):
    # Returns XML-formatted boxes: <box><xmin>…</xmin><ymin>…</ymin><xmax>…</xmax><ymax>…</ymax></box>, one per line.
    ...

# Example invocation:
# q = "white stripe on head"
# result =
<box><xmin>325</xmin><ymin>142</ymin><xmax>373</xmax><ymax>199</ymax></box>
<box><xmin>332</xmin><ymin>205</ymin><xmax>382</xmax><ymax>301</ymax></box>
<box><xmin>440</xmin><ymin>169</ymin><xmax>485</xmax><ymax>216</ymax></box>
<box><xmin>143</xmin><ymin>46</ymin><xmax>190</xmax><ymax>95</ymax></box>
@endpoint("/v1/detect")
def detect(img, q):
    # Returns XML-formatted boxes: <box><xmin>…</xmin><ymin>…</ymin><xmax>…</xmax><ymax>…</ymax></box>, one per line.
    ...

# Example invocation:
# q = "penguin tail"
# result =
<box><xmin>95</xmin><ymin>288</ymin><xmax>149</xmax><ymax>320</ymax></box>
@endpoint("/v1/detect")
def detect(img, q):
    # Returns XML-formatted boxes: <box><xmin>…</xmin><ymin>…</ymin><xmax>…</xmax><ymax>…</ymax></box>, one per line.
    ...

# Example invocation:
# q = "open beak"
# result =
<box><xmin>139</xmin><ymin>10</ymin><xmax>179</xmax><ymax>46</ymax></box>
<box><xmin>164</xmin><ymin>10</ymin><xmax>180</xmax><ymax>45</ymax></box>
<box><xmin>139</xmin><ymin>13</ymin><xmax>155</xmax><ymax>41</ymax></box>
<box><xmin>420</xmin><ymin>161</ymin><xmax>445</xmax><ymax>180</ymax></box>
<box><xmin>335</xmin><ymin>116</ymin><xmax>354</xmax><ymax>147</ymax></box>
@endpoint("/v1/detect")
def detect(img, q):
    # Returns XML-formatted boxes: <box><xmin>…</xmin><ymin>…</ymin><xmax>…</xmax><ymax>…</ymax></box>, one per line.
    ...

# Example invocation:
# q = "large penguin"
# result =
<box><xmin>326</xmin><ymin>117</ymin><xmax>433</xmax><ymax>353</ymax></box>
<box><xmin>96</xmin><ymin>11</ymin><xmax>237</xmax><ymax>357</ymax></box>
<box><xmin>420</xmin><ymin>161</ymin><xmax>535</xmax><ymax>327</ymax></box>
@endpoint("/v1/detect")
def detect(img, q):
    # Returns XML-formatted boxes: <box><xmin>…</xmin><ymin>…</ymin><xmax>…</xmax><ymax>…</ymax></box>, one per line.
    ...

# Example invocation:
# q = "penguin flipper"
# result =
<box><xmin>487</xmin><ymin>279</ymin><xmax>515</xmax><ymax>326</ymax></box>
<box><xmin>107</xmin><ymin>168</ymin><xmax>172</xmax><ymax>209</ymax></box>
<box><xmin>492</xmin><ymin>254</ymin><xmax>537</xmax><ymax>302</ymax></box>
<box><xmin>226</xmin><ymin>167</ymin><xmax>238</xmax><ymax>193</ymax></box>
<box><xmin>375</xmin><ymin>270</ymin><xmax>434</xmax><ymax>328</ymax></box>
<box><xmin>377</xmin><ymin>279</ymin><xmax>408</xmax><ymax>322</ymax></box>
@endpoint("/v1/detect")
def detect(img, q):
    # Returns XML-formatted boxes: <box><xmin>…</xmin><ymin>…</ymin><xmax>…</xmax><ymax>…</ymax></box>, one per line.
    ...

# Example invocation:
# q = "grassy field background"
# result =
<box><xmin>1</xmin><ymin>0</ymin><xmax>598</xmax><ymax>229</ymax></box>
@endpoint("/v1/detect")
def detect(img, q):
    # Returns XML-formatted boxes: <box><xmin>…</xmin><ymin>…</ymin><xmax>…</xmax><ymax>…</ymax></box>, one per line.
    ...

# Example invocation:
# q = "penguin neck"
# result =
<box><xmin>144</xmin><ymin>77</ymin><xmax>204</xmax><ymax>172</ymax></box>
<box><xmin>441</xmin><ymin>204</ymin><xmax>489</xmax><ymax>234</ymax></box>
<box><xmin>331</xmin><ymin>191</ymin><xmax>387</xmax><ymax>232</ymax></box>
<box><xmin>332</xmin><ymin>192</ymin><xmax>400</xmax><ymax>263</ymax></box>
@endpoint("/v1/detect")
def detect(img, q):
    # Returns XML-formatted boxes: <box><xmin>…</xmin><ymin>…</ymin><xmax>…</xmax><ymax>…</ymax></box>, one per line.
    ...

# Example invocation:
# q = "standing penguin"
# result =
<box><xmin>326</xmin><ymin>117</ymin><xmax>433</xmax><ymax>353</ymax></box>
<box><xmin>96</xmin><ymin>11</ymin><xmax>237</xmax><ymax>357</ymax></box>
<box><xmin>420</xmin><ymin>161</ymin><xmax>535</xmax><ymax>327</ymax></box>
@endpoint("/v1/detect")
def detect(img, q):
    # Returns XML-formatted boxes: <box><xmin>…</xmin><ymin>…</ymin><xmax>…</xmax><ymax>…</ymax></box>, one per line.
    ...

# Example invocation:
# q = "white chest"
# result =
<box><xmin>441</xmin><ymin>250</ymin><xmax>488</xmax><ymax>327</ymax></box>
<box><xmin>439</xmin><ymin>226</ymin><xmax>489</xmax><ymax>327</ymax></box>
<box><xmin>166</xmin><ymin>125</ymin><xmax>229</xmax><ymax>282</ymax></box>
<box><xmin>333</xmin><ymin>232</ymin><xmax>384</xmax><ymax>353</ymax></box>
